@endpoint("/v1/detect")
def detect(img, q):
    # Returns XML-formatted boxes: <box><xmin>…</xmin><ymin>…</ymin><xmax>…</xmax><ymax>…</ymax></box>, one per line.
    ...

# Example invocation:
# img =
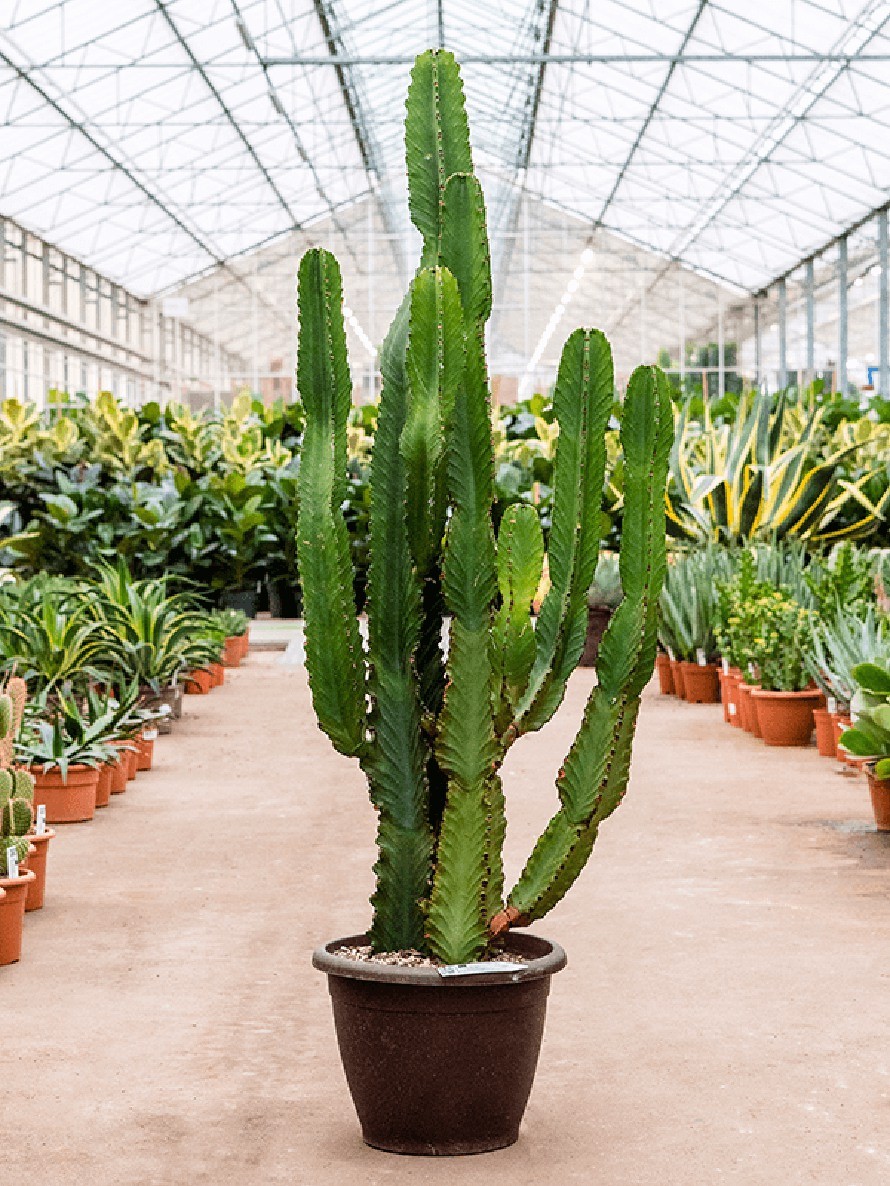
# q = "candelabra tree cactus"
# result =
<box><xmin>297</xmin><ymin>49</ymin><xmax>672</xmax><ymax>963</ymax></box>
<box><xmin>0</xmin><ymin>677</ymin><xmax>34</xmax><ymax>868</ymax></box>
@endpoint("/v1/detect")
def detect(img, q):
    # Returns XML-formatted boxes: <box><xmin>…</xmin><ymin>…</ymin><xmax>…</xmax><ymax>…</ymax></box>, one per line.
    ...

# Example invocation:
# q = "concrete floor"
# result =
<box><xmin>9</xmin><ymin>655</ymin><xmax>890</xmax><ymax>1185</ymax></box>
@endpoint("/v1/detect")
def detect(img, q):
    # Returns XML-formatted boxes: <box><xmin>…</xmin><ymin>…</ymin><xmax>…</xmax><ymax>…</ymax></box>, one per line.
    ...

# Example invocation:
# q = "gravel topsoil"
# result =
<box><xmin>335</xmin><ymin>944</ymin><xmax>530</xmax><ymax>968</ymax></box>
<box><xmin>7</xmin><ymin>651</ymin><xmax>890</xmax><ymax>1186</ymax></box>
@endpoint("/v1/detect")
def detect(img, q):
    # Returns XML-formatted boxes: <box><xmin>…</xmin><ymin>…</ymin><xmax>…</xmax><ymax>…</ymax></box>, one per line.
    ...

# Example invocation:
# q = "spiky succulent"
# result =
<box><xmin>296</xmin><ymin>50</ymin><xmax>672</xmax><ymax>963</ymax></box>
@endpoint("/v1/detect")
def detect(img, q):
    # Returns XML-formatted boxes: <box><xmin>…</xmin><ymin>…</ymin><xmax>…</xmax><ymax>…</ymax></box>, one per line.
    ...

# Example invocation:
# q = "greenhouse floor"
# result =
<box><xmin>11</xmin><ymin>653</ymin><xmax>890</xmax><ymax>1186</ymax></box>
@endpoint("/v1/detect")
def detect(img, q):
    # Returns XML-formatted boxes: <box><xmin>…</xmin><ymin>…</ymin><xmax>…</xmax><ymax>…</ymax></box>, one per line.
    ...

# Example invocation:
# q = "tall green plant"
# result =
<box><xmin>296</xmin><ymin>51</ymin><xmax>672</xmax><ymax>963</ymax></box>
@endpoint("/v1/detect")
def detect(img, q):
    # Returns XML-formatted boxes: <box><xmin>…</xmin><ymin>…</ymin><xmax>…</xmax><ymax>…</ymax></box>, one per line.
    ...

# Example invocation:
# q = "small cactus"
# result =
<box><xmin>0</xmin><ymin>694</ymin><xmax>12</xmax><ymax>740</ymax></box>
<box><xmin>0</xmin><ymin>677</ymin><xmax>35</xmax><ymax>874</ymax></box>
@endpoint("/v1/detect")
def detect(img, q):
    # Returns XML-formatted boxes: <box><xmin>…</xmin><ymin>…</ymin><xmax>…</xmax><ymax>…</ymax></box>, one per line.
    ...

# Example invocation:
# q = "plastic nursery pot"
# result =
<box><xmin>751</xmin><ymin>689</ymin><xmax>823</xmax><ymax>747</ymax></box>
<box><xmin>670</xmin><ymin>658</ymin><xmax>687</xmax><ymax>701</ymax></box>
<box><xmin>136</xmin><ymin>731</ymin><xmax>156</xmax><ymax>772</ymax></box>
<box><xmin>21</xmin><ymin>830</ymin><xmax>55</xmax><ymax>912</ymax></box>
<box><xmin>725</xmin><ymin>667</ymin><xmax>743</xmax><ymax>728</ymax></box>
<box><xmin>813</xmin><ymin>708</ymin><xmax>837</xmax><ymax>759</ymax></box>
<box><xmin>30</xmin><ymin>764</ymin><xmax>99</xmax><ymax>824</ymax></box>
<box><xmin>736</xmin><ymin>682</ymin><xmax>759</xmax><ymax>735</ymax></box>
<box><xmin>238</xmin><ymin>632</ymin><xmax>249</xmax><ymax>660</ymax></box>
<box><xmin>125</xmin><ymin>747</ymin><xmax>138</xmax><ymax>781</ymax></box>
<box><xmin>865</xmin><ymin>764</ymin><xmax>890</xmax><ymax>832</ymax></box>
<box><xmin>313</xmin><ymin>933</ymin><xmax>567</xmax><ymax>1156</ymax></box>
<box><xmin>655</xmin><ymin>652</ymin><xmax>674</xmax><ymax>695</ymax></box>
<box><xmin>223</xmin><ymin>636</ymin><xmax>242</xmax><ymax>668</ymax></box>
<box><xmin>679</xmin><ymin>661</ymin><xmax>720</xmax><ymax>704</ymax></box>
<box><xmin>833</xmin><ymin>715</ymin><xmax>854</xmax><ymax>765</ymax></box>
<box><xmin>209</xmin><ymin>662</ymin><xmax>225</xmax><ymax>688</ymax></box>
<box><xmin>108</xmin><ymin>753</ymin><xmax>128</xmax><ymax>795</ymax></box>
<box><xmin>579</xmin><ymin>607</ymin><xmax>612</xmax><ymax>667</ymax></box>
<box><xmin>0</xmin><ymin>869</ymin><xmax>36</xmax><ymax>964</ymax></box>
<box><xmin>184</xmin><ymin>669</ymin><xmax>213</xmax><ymax>695</ymax></box>
<box><xmin>95</xmin><ymin>762</ymin><xmax>113</xmax><ymax>808</ymax></box>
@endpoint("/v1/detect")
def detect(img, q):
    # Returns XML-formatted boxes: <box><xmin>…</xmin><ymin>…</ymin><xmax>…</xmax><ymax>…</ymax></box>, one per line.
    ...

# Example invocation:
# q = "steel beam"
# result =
<box><xmin>880</xmin><ymin>209</ymin><xmax>889</xmax><ymax>396</ymax></box>
<box><xmin>261</xmin><ymin>52</ymin><xmax>890</xmax><ymax>66</ymax></box>
<box><xmin>838</xmin><ymin>235</ymin><xmax>848</xmax><ymax>395</ymax></box>
<box><xmin>777</xmin><ymin>277</ymin><xmax>787</xmax><ymax>389</ymax></box>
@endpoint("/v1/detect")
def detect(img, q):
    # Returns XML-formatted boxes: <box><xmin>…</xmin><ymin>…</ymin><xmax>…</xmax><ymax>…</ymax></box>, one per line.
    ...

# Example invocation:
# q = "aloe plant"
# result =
<box><xmin>296</xmin><ymin>50</ymin><xmax>672</xmax><ymax>963</ymax></box>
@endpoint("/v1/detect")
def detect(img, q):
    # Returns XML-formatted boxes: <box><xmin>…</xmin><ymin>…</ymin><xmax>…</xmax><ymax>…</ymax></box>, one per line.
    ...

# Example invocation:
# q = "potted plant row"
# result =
<box><xmin>298</xmin><ymin>49</ymin><xmax>672</xmax><ymax>1156</ymax></box>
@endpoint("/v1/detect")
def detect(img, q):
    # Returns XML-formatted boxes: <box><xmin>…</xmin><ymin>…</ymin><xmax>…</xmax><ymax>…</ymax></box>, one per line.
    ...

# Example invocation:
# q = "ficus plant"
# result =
<box><xmin>296</xmin><ymin>49</ymin><xmax>672</xmax><ymax>964</ymax></box>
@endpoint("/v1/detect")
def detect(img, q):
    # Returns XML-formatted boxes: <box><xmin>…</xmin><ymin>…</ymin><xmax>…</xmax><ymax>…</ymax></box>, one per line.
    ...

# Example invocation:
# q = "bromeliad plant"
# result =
<box><xmin>296</xmin><ymin>49</ymin><xmax>672</xmax><ymax>964</ymax></box>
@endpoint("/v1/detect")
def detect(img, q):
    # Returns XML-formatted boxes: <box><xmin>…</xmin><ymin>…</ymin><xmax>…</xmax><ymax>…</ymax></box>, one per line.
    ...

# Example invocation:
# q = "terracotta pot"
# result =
<box><xmin>813</xmin><ymin>708</ymin><xmax>836</xmax><ymax>758</ymax></box>
<box><xmin>670</xmin><ymin>658</ymin><xmax>687</xmax><ymax>700</ymax></box>
<box><xmin>737</xmin><ymin>682</ymin><xmax>758</xmax><ymax>734</ymax></box>
<box><xmin>313</xmin><ymin>933</ymin><xmax>566</xmax><ymax>1155</ymax></box>
<box><xmin>125</xmin><ymin>747</ymin><xmax>138</xmax><ymax>781</ymax></box>
<box><xmin>136</xmin><ymin>731</ymin><xmax>156</xmax><ymax>772</ymax></box>
<box><xmin>655</xmin><ymin>652</ymin><xmax>674</xmax><ymax>695</ymax></box>
<box><xmin>752</xmin><ymin>688</ymin><xmax>823</xmax><ymax>747</ymax></box>
<box><xmin>0</xmin><ymin>869</ymin><xmax>36</xmax><ymax>963</ymax></box>
<box><xmin>109</xmin><ymin>752</ymin><xmax>128</xmax><ymax>795</ymax></box>
<box><xmin>223</xmin><ymin>636</ymin><xmax>242</xmax><ymax>668</ymax></box>
<box><xmin>238</xmin><ymin>632</ymin><xmax>249</xmax><ymax>660</ymax></box>
<box><xmin>723</xmin><ymin>667</ymin><xmax>742</xmax><ymax>728</ymax></box>
<box><xmin>21</xmin><ymin>829</ymin><xmax>54</xmax><ymax>911</ymax></box>
<box><xmin>579</xmin><ymin>607</ymin><xmax>613</xmax><ymax>667</ymax></box>
<box><xmin>184</xmin><ymin>668</ymin><xmax>213</xmax><ymax>695</ymax></box>
<box><xmin>95</xmin><ymin>763</ymin><xmax>113</xmax><ymax>808</ymax></box>
<box><xmin>30</xmin><ymin>764</ymin><xmax>99</xmax><ymax>823</ymax></box>
<box><xmin>209</xmin><ymin>661</ymin><xmax>225</xmax><ymax>688</ymax></box>
<box><xmin>865</xmin><ymin>765</ymin><xmax>890</xmax><ymax>831</ymax></box>
<box><xmin>679</xmin><ymin>661</ymin><xmax>720</xmax><ymax>704</ymax></box>
<box><xmin>833</xmin><ymin>715</ymin><xmax>854</xmax><ymax>764</ymax></box>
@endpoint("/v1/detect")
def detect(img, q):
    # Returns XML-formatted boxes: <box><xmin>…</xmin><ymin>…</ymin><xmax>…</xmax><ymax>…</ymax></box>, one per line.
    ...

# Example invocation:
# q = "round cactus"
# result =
<box><xmin>0</xmin><ymin>770</ymin><xmax>12</xmax><ymax>799</ymax></box>
<box><xmin>12</xmin><ymin>770</ymin><xmax>34</xmax><ymax>801</ymax></box>
<box><xmin>3</xmin><ymin>796</ymin><xmax>32</xmax><ymax>838</ymax></box>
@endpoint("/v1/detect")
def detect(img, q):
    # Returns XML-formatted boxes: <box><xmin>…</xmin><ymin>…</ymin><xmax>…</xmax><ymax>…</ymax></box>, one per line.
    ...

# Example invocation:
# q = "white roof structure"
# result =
<box><xmin>2</xmin><ymin>0</ymin><xmax>890</xmax><ymax>390</ymax></box>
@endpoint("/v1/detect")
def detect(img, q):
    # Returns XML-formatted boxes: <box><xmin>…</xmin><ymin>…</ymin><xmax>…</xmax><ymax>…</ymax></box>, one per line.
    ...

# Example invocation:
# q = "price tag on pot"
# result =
<box><xmin>143</xmin><ymin>728</ymin><xmax>158</xmax><ymax>742</ymax></box>
<box><xmin>6</xmin><ymin>846</ymin><xmax>18</xmax><ymax>879</ymax></box>
<box><xmin>728</xmin><ymin>702</ymin><xmax>737</xmax><ymax>716</ymax></box>
<box><xmin>827</xmin><ymin>696</ymin><xmax>838</xmax><ymax>715</ymax></box>
<box><xmin>35</xmin><ymin>805</ymin><xmax>46</xmax><ymax>836</ymax></box>
<box><xmin>696</xmin><ymin>648</ymin><xmax>707</xmax><ymax>667</ymax></box>
<box><xmin>437</xmin><ymin>962</ymin><xmax>524</xmax><ymax>978</ymax></box>
<box><xmin>722</xmin><ymin>658</ymin><xmax>730</xmax><ymax>674</ymax></box>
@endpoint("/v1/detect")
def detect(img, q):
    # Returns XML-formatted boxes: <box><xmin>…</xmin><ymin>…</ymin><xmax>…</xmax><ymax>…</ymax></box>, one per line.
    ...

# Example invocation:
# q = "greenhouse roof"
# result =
<box><xmin>2</xmin><ymin>1</ymin><xmax>890</xmax><ymax>373</ymax></box>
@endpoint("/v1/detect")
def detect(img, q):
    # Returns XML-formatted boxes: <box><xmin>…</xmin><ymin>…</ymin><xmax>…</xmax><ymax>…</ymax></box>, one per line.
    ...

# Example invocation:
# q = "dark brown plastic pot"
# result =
<box><xmin>679</xmin><ymin>661</ymin><xmax>720</xmax><ymax>704</ymax></box>
<box><xmin>655</xmin><ymin>652</ymin><xmax>674</xmax><ymax>695</ymax></box>
<box><xmin>313</xmin><ymin>932</ymin><xmax>567</xmax><ymax>1156</ymax></box>
<box><xmin>865</xmin><ymin>765</ymin><xmax>890</xmax><ymax>831</ymax></box>
<box><xmin>579</xmin><ymin>607</ymin><xmax>612</xmax><ymax>667</ymax></box>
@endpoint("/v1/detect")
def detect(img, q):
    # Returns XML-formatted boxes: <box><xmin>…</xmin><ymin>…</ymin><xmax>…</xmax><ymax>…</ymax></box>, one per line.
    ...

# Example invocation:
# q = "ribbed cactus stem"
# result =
<box><xmin>297</xmin><ymin>49</ymin><xmax>672</xmax><ymax>960</ymax></box>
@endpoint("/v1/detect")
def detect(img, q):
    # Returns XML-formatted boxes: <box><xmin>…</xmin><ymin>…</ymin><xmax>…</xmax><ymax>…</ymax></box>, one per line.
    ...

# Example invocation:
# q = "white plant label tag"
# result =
<box><xmin>696</xmin><ymin>648</ymin><xmax>707</xmax><ymax>667</ymax></box>
<box><xmin>729</xmin><ymin>702</ymin><xmax>737</xmax><ymax>716</ymax></box>
<box><xmin>438</xmin><ymin>962</ymin><xmax>523</xmax><ymax>978</ymax></box>
<box><xmin>144</xmin><ymin>728</ymin><xmax>158</xmax><ymax>741</ymax></box>
<box><xmin>35</xmin><ymin>805</ymin><xmax>47</xmax><ymax>836</ymax></box>
<box><xmin>722</xmin><ymin>658</ymin><xmax>730</xmax><ymax>674</ymax></box>
<box><xmin>6</xmin><ymin>846</ymin><xmax>18</xmax><ymax>879</ymax></box>
<box><xmin>827</xmin><ymin>696</ymin><xmax>838</xmax><ymax>715</ymax></box>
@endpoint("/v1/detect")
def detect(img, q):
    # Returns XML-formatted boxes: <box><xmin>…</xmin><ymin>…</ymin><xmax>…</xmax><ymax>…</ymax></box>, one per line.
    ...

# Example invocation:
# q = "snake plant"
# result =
<box><xmin>296</xmin><ymin>50</ymin><xmax>672</xmax><ymax>963</ymax></box>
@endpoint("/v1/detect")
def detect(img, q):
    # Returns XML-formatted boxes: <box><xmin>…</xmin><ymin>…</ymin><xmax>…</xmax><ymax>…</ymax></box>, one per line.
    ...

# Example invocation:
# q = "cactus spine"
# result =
<box><xmin>296</xmin><ymin>50</ymin><xmax>672</xmax><ymax>963</ymax></box>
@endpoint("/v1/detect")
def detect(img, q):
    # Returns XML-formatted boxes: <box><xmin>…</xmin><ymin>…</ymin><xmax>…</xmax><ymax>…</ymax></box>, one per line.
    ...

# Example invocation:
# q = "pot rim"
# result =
<box><xmin>313</xmin><ymin>932</ymin><xmax>567</xmax><ymax>987</ymax></box>
<box><xmin>0</xmin><ymin>868</ymin><xmax>36</xmax><ymax>889</ymax></box>
<box><xmin>750</xmin><ymin>688</ymin><xmax>824</xmax><ymax>700</ymax></box>
<box><xmin>28</xmin><ymin>762</ymin><xmax>100</xmax><ymax>779</ymax></box>
<box><xmin>25</xmin><ymin>828</ymin><xmax>56</xmax><ymax>843</ymax></box>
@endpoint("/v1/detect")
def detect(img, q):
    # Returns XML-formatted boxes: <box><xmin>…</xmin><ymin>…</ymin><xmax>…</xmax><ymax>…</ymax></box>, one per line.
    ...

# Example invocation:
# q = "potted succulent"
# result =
<box><xmin>580</xmin><ymin>552</ymin><xmax>622</xmax><ymax>666</ymax></box>
<box><xmin>806</xmin><ymin>607</ymin><xmax>890</xmax><ymax>759</ymax></box>
<box><xmin>216</xmin><ymin>608</ymin><xmax>250</xmax><ymax>667</ymax></box>
<box><xmin>659</xmin><ymin>550</ymin><xmax>725</xmax><ymax>704</ymax></box>
<box><xmin>839</xmin><ymin>662</ymin><xmax>890</xmax><ymax>830</ymax></box>
<box><xmin>748</xmin><ymin>592</ymin><xmax>823</xmax><ymax>746</ymax></box>
<box><xmin>0</xmin><ymin>681</ymin><xmax>37</xmax><ymax>961</ymax></box>
<box><xmin>16</xmin><ymin>698</ymin><xmax>118</xmax><ymax>822</ymax></box>
<box><xmin>300</xmin><ymin>50</ymin><xmax>672</xmax><ymax>1156</ymax></box>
